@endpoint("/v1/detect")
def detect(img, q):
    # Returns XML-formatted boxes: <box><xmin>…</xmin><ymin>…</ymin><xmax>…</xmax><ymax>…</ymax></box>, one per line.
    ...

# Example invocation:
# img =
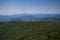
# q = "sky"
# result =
<box><xmin>0</xmin><ymin>0</ymin><xmax>60</xmax><ymax>15</ymax></box>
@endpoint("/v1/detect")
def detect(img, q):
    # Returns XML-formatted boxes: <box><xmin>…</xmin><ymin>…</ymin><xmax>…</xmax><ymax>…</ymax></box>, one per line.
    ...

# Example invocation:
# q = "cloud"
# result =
<box><xmin>0</xmin><ymin>9</ymin><xmax>60</xmax><ymax>15</ymax></box>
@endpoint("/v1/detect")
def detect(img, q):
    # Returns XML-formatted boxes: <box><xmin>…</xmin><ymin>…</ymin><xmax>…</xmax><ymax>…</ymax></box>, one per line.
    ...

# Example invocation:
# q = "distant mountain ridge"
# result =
<box><xmin>0</xmin><ymin>14</ymin><xmax>60</xmax><ymax>22</ymax></box>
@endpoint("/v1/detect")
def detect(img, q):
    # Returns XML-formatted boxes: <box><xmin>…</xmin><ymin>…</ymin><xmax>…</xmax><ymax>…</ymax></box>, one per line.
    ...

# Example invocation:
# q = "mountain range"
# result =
<box><xmin>0</xmin><ymin>14</ymin><xmax>60</xmax><ymax>22</ymax></box>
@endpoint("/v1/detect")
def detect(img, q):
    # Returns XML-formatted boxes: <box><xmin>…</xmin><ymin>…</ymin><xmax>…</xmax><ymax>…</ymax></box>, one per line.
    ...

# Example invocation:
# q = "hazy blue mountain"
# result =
<box><xmin>14</xmin><ymin>15</ymin><xmax>37</xmax><ymax>21</ymax></box>
<box><xmin>0</xmin><ymin>15</ymin><xmax>12</xmax><ymax>22</ymax></box>
<box><xmin>0</xmin><ymin>14</ymin><xmax>60</xmax><ymax>22</ymax></box>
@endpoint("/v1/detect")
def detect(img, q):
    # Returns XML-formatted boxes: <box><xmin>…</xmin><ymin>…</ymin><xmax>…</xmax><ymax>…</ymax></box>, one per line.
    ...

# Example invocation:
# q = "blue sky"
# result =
<box><xmin>0</xmin><ymin>0</ymin><xmax>60</xmax><ymax>15</ymax></box>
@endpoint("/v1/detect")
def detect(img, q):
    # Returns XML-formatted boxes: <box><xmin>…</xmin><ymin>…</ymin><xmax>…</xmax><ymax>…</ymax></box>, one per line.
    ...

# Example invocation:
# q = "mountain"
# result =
<box><xmin>0</xmin><ymin>21</ymin><xmax>60</xmax><ymax>40</ymax></box>
<box><xmin>14</xmin><ymin>15</ymin><xmax>38</xmax><ymax>21</ymax></box>
<box><xmin>0</xmin><ymin>15</ymin><xmax>12</xmax><ymax>22</ymax></box>
<box><xmin>0</xmin><ymin>14</ymin><xmax>60</xmax><ymax>22</ymax></box>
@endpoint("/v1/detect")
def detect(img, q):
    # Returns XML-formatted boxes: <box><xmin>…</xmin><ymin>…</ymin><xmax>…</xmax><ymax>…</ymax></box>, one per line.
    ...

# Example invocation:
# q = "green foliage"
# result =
<box><xmin>0</xmin><ymin>21</ymin><xmax>60</xmax><ymax>40</ymax></box>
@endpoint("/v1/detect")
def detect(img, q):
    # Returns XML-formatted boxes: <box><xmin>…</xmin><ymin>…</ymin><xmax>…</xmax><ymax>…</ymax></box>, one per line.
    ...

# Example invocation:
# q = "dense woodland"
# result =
<box><xmin>0</xmin><ymin>21</ymin><xmax>60</xmax><ymax>40</ymax></box>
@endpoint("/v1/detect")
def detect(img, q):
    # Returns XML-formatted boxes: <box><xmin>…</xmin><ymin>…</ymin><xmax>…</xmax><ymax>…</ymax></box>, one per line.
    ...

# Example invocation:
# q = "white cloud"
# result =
<box><xmin>0</xmin><ymin>9</ymin><xmax>60</xmax><ymax>15</ymax></box>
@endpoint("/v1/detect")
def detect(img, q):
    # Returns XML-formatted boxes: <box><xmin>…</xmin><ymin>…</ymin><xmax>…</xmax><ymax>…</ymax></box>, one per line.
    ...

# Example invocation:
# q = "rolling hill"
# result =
<box><xmin>0</xmin><ymin>21</ymin><xmax>60</xmax><ymax>40</ymax></box>
<box><xmin>0</xmin><ymin>14</ymin><xmax>60</xmax><ymax>22</ymax></box>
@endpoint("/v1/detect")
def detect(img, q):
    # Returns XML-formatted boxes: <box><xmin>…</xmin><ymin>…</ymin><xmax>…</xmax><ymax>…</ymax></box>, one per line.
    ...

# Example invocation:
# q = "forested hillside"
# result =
<box><xmin>0</xmin><ymin>21</ymin><xmax>60</xmax><ymax>40</ymax></box>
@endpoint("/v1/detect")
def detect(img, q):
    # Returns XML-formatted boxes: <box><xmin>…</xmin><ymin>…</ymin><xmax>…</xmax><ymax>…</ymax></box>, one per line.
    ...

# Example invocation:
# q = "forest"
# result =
<box><xmin>0</xmin><ymin>21</ymin><xmax>60</xmax><ymax>40</ymax></box>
